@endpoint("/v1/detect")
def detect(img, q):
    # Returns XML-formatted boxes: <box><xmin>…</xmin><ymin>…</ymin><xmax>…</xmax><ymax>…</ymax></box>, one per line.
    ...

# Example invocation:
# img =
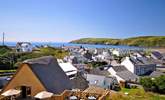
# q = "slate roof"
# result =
<box><xmin>111</xmin><ymin>65</ymin><xmax>128</xmax><ymax>72</ymax></box>
<box><xmin>150</xmin><ymin>71</ymin><xmax>165</xmax><ymax>77</ymax></box>
<box><xmin>89</xmin><ymin>68</ymin><xmax>110</xmax><ymax>76</ymax></box>
<box><xmin>130</xmin><ymin>57</ymin><xmax>153</xmax><ymax>65</ymax></box>
<box><xmin>152</xmin><ymin>51</ymin><xmax>163</xmax><ymax>59</ymax></box>
<box><xmin>23</xmin><ymin>56</ymin><xmax>72</xmax><ymax>94</ymax></box>
<box><xmin>16</xmin><ymin>42</ymin><xmax>31</xmax><ymax>45</ymax></box>
<box><xmin>86</xmin><ymin>74</ymin><xmax>105</xmax><ymax>86</ymax></box>
<box><xmin>70</xmin><ymin>73</ymin><xmax>89</xmax><ymax>90</ymax></box>
<box><xmin>116</xmin><ymin>70</ymin><xmax>138</xmax><ymax>81</ymax></box>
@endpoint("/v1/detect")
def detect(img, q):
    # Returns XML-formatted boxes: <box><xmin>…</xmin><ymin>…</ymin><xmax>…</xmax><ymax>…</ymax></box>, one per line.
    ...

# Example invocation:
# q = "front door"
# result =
<box><xmin>21</xmin><ymin>86</ymin><xmax>31</xmax><ymax>98</ymax></box>
<box><xmin>21</xmin><ymin>86</ymin><xmax>27</xmax><ymax>98</ymax></box>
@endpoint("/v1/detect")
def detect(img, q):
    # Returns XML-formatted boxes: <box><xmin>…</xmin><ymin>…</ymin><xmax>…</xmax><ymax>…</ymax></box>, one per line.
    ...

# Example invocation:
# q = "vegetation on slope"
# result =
<box><xmin>0</xmin><ymin>46</ymin><xmax>12</xmax><ymax>56</ymax></box>
<box><xmin>110</xmin><ymin>88</ymin><xmax>165</xmax><ymax>100</ymax></box>
<box><xmin>71</xmin><ymin>36</ymin><xmax>165</xmax><ymax>47</ymax></box>
<box><xmin>0</xmin><ymin>46</ymin><xmax>69</xmax><ymax>70</ymax></box>
<box><xmin>17</xmin><ymin>47</ymin><xmax>69</xmax><ymax>62</ymax></box>
<box><xmin>140</xmin><ymin>75</ymin><xmax>165</xmax><ymax>94</ymax></box>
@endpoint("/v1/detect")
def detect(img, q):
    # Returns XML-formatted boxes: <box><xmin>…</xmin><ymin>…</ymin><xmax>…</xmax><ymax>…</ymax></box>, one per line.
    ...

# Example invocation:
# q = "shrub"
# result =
<box><xmin>140</xmin><ymin>75</ymin><xmax>165</xmax><ymax>94</ymax></box>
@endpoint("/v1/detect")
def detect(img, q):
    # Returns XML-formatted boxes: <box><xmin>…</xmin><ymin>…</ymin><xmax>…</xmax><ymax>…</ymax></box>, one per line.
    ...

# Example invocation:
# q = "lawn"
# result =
<box><xmin>109</xmin><ymin>88</ymin><xmax>165</xmax><ymax>100</ymax></box>
<box><xmin>0</xmin><ymin>69</ymin><xmax>16</xmax><ymax>73</ymax></box>
<box><xmin>0</xmin><ymin>69</ymin><xmax>16</xmax><ymax>76</ymax></box>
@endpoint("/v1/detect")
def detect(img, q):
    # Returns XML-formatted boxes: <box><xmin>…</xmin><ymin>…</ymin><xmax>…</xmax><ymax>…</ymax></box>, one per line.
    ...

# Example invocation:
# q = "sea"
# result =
<box><xmin>1</xmin><ymin>42</ymin><xmax>145</xmax><ymax>50</ymax></box>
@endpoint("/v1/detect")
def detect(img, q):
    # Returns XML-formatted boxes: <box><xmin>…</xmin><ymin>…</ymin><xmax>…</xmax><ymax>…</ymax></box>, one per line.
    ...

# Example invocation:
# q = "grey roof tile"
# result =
<box><xmin>24</xmin><ymin>56</ymin><xmax>72</xmax><ymax>94</ymax></box>
<box><xmin>112</xmin><ymin>65</ymin><xmax>128</xmax><ymax>72</ymax></box>
<box><xmin>150</xmin><ymin>71</ymin><xmax>165</xmax><ymax>77</ymax></box>
<box><xmin>116</xmin><ymin>70</ymin><xmax>138</xmax><ymax>81</ymax></box>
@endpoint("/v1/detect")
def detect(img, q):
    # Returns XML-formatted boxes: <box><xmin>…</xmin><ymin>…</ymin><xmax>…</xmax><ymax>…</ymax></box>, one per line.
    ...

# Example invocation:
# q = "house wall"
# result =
<box><xmin>136</xmin><ymin>64</ymin><xmax>156</xmax><ymax>75</ymax></box>
<box><xmin>21</xmin><ymin>45</ymin><xmax>32</xmax><ymax>52</ymax></box>
<box><xmin>113</xmin><ymin>74</ymin><xmax>125</xmax><ymax>83</ymax></box>
<box><xmin>108</xmin><ymin>68</ymin><xmax>124</xmax><ymax>82</ymax></box>
<box><xmin>2</xmin><ymin>64</ymin><xmax>46</xmax><ymax>96</ymax></box>
<box><xmin>86</xmin><ymin>74</ymin><xmax>105</xmax><ymax>87</ymax></box>
<box><xmin>121</xmin><ymin>57</ymin><xmax>135</xmax><ymax>74</ymax></box>
<box><xmin>16</xmin><ymin>43</ymin><xmax>32</xmax><ymax>53</ymax></box>
<box><xmin>112</xmin><ymin>50</ymin><xmax>119</xmax><ymax>56</ymax></box>
<box><xmin>108</xmin><ymin>68</ymin><xmax>116</xmax><ymax>76</ymax></box>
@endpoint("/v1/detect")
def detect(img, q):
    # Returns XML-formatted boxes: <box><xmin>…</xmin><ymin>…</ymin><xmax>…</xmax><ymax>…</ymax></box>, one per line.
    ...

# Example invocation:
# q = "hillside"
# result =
<box><xmin>70</xmin><ymin>36</ymin><xmax>165</xmax><ymax>47</ymax></box>
<box><xmin>0</xmin><ymin>46</ymin><xmax>12</xmax><ymax>56</ymax></box>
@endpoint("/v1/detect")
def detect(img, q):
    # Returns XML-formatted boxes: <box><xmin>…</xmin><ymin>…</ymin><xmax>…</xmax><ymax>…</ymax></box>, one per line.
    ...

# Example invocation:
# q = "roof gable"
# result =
<box><xmin>1</xmin><ymin>64</ymin><xmax>46</xmax><ymax>96</ymax></box>
<box><xmin>24</xmin><ymin>56</ymin><xmax>72</xmax><ymax>94</ymax></box>
<box><xmin>86</xmin><ymin>74</ymin><xmax>105</xmax><ymax>86</ymax></box>
<box><xmin>111</xmin><ymin>65</ymin><xmax>128</xmax><ymax>72</ymax></box>
<box><xmin>116</xmin><ymin>70</ymin><xmax>138</xmax><ymax>81</ymax></box>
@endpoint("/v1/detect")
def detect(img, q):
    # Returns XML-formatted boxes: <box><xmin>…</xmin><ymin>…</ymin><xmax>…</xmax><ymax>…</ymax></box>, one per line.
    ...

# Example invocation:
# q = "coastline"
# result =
<box><xmin>70</xmin><ymin>36</ymin><xmax>165</xmax><ymax>48</ymax></box>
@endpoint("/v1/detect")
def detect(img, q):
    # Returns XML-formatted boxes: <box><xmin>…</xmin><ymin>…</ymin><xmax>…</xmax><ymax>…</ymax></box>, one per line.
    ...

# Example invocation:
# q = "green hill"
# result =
<box><xmin>70</xmin><ymin>36</ymin><xmax>165</xmax><ymax>47</ymax></box>
<box><xmin>0</xmin><ymin>46</ymin><xmax>12</xmax><ymax>56</ymax></box>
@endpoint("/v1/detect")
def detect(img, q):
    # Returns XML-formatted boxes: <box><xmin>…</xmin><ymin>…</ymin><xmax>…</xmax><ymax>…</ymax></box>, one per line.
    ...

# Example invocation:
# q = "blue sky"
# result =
<box><xmin>0</xmin><ymin>0</ymin><xmax>165</xmax><ymax>42</ymax></box>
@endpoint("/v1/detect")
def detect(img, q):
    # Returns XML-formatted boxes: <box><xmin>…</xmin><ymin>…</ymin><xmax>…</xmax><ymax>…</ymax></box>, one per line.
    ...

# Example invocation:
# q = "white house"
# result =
<box><xmin>85</xmin><ymin>74</ymin><xmax>118</xmax><ymax>90</ymax></box>
<box><xmin>112</xmin><ymin>49</ymin><xmax>130</xmax><ymax>57</ymax></box>
<box><xmin>121</xmin><ymin>57</ymin><xmax>156</xmax><ymax>76</ymax></box>
<box><xmin>108</xmin><ymin>65</ymin><xmax>138</xmax><ymax>82</ymax></box>
<box><xmin>92</xmin><ymin>51</ymin><xmax>112</xmax><ymax>62</ymax></box>
<box><xmin>58</xmin><ymin>62</ymin><xmax>78</xmax><ymax>79</ymax></box>
<box><xmin>16</xmin><ymin>42</ymin><xmax>33</xmax><ymax>52</ymax></box>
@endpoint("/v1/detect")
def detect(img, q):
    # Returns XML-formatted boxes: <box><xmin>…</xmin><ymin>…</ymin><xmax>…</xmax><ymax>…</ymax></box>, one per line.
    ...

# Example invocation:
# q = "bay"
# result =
<box><xmin>0</xmin><ymin>42</ymin><xmax>144</xmax><ymax>50</ymax></box>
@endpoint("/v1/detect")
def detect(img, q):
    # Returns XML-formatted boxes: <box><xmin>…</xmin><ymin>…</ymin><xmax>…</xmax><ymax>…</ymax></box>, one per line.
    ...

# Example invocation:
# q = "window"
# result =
<box><xmin>94</xmin><ymin>80</ymin><xmax>98</xmax><ymax>84</ymax></box>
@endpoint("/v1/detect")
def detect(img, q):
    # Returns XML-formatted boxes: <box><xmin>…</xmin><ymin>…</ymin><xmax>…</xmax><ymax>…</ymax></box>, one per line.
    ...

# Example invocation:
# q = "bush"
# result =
<box><xmin>140</xmin><ymin>75</ymin><xmax>165</xmax><ymax>94</ymax></box>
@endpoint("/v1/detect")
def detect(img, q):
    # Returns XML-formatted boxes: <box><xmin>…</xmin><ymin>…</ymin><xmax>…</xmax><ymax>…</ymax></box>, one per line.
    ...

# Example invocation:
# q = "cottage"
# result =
<box><xmin>121</xmin><ymin>57</ymin><xmax>156</xmax><ymax>75</ymax></box>
<box><xmin>65</xmin><ymin>54</ymin><xmax>88</xmax><ymax>64</ymax></box>
<box><xmin>16</xmin><ymin>42</ymin><xmax>33</xmax><ymax>52</ymax></box>
<box><xmin>108</xmin><ymin>65</ymin><xmax>138</xmax><ymax>82</ymax></box>
<box><xmin>0</xmin><ymin>56</ymin><xmax>72</xmax><ymax>98</ymax></box>
<box><xmin>83</xmin><ymin>50</ymin><xmax>93</xmax><ymax>60</ymax></box>
<box><xmin>93</xmin><ymin>50</ymin><xmax>112</xmax><ymax>62</ymax></box>
<box><xmin>85</xmin><ymin>74</ymin><xmax>118</xmax><ymax>90</ymax></box>
<box><xmin>112</xmin><ymin>49</ymin><xmax>130</xmax><ymax>57</ymax></box>
<box><xmin>116</xmin><ymin>70</ymin><xmax>139</xmax><ymax>82</ymax></box>
<box><xmin>93</xmin><ymin>49</ymin><xmax>103</xmax><ymax>55</ymax></box>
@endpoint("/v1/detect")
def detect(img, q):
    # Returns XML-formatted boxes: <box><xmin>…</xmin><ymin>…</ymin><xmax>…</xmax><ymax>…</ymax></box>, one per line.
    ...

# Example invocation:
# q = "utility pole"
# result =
<box><xmin>2</xmin><ymin>32</ymin><xmax>4</xmax><ymax>46</ymax></box>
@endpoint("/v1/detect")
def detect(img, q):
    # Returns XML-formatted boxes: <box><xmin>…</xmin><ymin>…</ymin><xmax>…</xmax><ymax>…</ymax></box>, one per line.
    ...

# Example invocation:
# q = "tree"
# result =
<box><xmin>155</xmin><ymin>75</ymin><xmax>165</xmax><ymax>93</ymax></box>
<box><xmin>140</xmin><ymin>75</ymin><xmax>165</xmax><ymax>94</ymax></box>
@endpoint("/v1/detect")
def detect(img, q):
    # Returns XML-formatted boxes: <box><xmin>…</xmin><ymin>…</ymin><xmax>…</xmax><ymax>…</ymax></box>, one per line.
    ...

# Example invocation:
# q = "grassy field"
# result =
<box><xmin>71</xmin><ymin>36</ymin><xmax>165</xmax><ymax>47</ymax></box>
<box><xmin>109</xmin><ymin>88</ymin><xmax>165</xmax><ymax>100</ymax></box>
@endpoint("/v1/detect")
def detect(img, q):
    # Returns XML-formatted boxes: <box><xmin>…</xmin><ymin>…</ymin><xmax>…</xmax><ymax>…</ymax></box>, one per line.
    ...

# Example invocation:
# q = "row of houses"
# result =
<box><xmin>2</xmin><ymin>55</ymin><xmax>154</xmax><ymax>99</ymax></box>
<box><xmin>0</xmin><ymin>56</ymin><xmax>110</xmax><ymax>100</ymax></box>
<box><xmin>0</xmin><ymin>45</ymin><xmax>164</xmax><ymax>99</ymax></box>
<box><xmin>63</xmin><ymin>46</ymin><xmax>164</xmax><ymax>82</ymax></box>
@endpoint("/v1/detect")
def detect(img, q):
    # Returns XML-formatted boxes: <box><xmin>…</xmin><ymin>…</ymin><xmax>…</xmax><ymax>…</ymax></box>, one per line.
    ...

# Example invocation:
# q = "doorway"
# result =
<box><xmin>21</xmin><ymin>86</ymin><xmax>31</xmax><ymax>98</ymax></box>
